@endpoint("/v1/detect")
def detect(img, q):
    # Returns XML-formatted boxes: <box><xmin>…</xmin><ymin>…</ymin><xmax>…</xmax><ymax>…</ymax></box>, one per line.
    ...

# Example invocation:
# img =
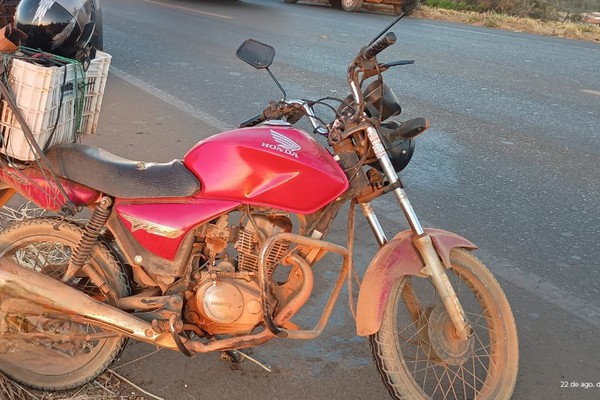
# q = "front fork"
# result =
<box><xmin>361</xmin><ymin>126</ymin><xmax>472</xmax><ymax>340</ymax></box>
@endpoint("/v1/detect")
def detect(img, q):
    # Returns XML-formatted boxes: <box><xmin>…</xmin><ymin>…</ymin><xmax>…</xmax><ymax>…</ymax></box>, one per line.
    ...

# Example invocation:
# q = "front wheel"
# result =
<box><xmin>341</xmin><ymin>0</ymin><xmax>363</xmax><ymax>12</ymax></box>
<box><xmin>370</xmin><ymin>249</ymin><xmax>518</xmax><ymax>399</ymax></box>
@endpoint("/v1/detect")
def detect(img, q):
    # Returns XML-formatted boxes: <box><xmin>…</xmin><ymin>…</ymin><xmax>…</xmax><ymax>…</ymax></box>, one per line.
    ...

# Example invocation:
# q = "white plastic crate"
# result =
<box><xmin>0</xmin><ymin>50</ymin><xmax>111</xmax><ymax>161</ymax></box>
<box><xmin>80</xmin><ymin>50</ymin><xmax>111</xmax><ymax>135</ymax></box>
<box><xmin>0</xmin><ymin>57</ymin><xmax>84</xmax><ymax>161</ymax></box>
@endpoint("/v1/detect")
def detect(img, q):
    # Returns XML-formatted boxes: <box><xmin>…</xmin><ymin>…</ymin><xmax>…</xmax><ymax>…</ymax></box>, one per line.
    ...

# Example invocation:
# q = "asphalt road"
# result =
<box><xmin>86</xmin><ymin>0</ymin><xmax>600</xmax><ymax>399</ymax></box>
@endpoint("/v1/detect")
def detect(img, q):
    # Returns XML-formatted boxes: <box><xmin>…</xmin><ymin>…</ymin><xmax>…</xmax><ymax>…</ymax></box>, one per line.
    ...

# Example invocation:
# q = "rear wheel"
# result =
<box><xmin>0</xmin><ymin>218</ymin><xmax>130</xmax><ymax>390</ymax></box>
<box><xmin>369</xmin><ymin>249</ymin><xmax>518</xmax><ymax>399</ymax></box>
<box><xmin>341</xmin><ymin>0</ymin><xmax>363</xmax><ymax>12</ymax></box>
<box><xmin>283</xmin><ymin>0</ymin><xmax>299</xmax><ymax>3</ymax></box>
<box><xmin>329</xmin><ymin>0</ymin><xmax>342</xmax><ymax>8</ymax></box>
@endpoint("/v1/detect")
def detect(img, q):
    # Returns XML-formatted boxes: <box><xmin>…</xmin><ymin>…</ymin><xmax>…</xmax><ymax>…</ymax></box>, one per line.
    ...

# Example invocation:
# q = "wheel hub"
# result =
<box><xmin>427</xmin><ymin>306</ymin><xmax>474</xmax><ymax>366</ymax></box>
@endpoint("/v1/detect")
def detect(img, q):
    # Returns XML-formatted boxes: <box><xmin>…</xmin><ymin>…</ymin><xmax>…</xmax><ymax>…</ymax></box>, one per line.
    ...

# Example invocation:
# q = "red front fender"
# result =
<box><xmin>355</xmin><ymin>228</ymin><xmax>477</xmax><ymax>336</ymax></box>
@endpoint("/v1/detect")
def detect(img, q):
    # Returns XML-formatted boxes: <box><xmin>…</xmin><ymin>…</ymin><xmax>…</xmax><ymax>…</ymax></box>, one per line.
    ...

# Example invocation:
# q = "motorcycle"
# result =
<box><xmin>0</xmin><ymin>15</ymin><xmax>518</xmax><ymax>399</ymax></box>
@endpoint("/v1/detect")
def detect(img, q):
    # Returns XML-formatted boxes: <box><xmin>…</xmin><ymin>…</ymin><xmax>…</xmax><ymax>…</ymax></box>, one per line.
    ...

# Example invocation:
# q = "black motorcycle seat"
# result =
<box><xmin>44</xmin><ymin>143</ymin><xmax>201</xmax><ymax>199</ymax></box>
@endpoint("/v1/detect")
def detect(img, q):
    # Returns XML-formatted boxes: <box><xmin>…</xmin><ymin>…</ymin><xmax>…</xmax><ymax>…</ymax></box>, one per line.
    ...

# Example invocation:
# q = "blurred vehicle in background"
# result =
<box><xmin>283</xmin><ymin>0</ymin><xmax>420</xmax><ymax>15</ymax></box>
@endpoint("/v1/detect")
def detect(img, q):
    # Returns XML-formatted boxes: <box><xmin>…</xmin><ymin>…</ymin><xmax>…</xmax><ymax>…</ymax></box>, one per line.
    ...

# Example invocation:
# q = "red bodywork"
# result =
<box><xmin>118</xmin><ymin>125</ymin><xmax>348</xmax><ymax>260</ymax></box>
<box><xmin>183</xmin><ymin>126</ymin><xmax>348</xmax><ymax>214</ymax></box>
<box><xmin>1</xmin><ymin>126</ymin><xmax>348</xmax><ymax>262</ymax></box>
<box><xmin>0</xmin><ymin>167</ymin><xmax>100</xmax><ymax>210</ymax></box>
<box><xmin>115</xmin><ymin>198</ymin><xmax>240</xmax><ymax>260</ymax></box>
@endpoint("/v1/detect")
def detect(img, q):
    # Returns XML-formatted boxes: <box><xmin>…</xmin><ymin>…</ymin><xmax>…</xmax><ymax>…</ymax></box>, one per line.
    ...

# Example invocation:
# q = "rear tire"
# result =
<box><xmin>329</xmin><ymin>0</ymin><xmax>342</xmax><ymax>8</ymax></box>
<box><xmin>283</xmin><ymin>0</ymin><xmax>299</xmax><ymax>3</ymax></box>
<box><xmin>341</xmin><ymin>0</ymin><xmax>363</xmax><ymax>12</ymax></box>
<box><xmin>0</xmin><ymin>217</ymin><xmax>130</xmax><ymax>391</ymax></box>
<box><xmin>369</xmin><ymin>249</ymin><xmax>518</xmax><ymax>399</ymax></box>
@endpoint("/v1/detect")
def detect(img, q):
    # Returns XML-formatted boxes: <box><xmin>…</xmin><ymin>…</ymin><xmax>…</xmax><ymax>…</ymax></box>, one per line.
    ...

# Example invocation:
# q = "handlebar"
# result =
<box><xmin>240</xmin><ymin>30</ymin><xmax>403</xmax><ymax>131</ymax></box>
<box><xmin>362</xmin><ymin>32</ymin><xmax>397</xmax><ymax>61</ymax></box>
<box><xmin>238</xmin><ymin>100</ymin><xmax>328</xmax><ymax>135</ymax></box>
<box><xmin>239</xmin><ymin>113</ymin><xmax>266</xmax><ymax>128</ymax></box>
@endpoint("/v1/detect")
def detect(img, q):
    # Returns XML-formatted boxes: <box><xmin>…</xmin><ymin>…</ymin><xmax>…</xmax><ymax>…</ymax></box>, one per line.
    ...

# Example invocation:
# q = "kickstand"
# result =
<box><xmin>221</xmin><ymin>350</ymin><xmax>272</xmax><ymax>372</ymax></box>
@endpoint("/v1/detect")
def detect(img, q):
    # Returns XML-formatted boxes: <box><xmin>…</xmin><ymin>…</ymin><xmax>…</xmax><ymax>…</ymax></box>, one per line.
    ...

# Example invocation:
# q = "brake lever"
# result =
<box><xmin>358</xmin><ymin>59</ymin><xmax>416</xmax><ymax>81</ymax></box>
<box><xmin>381</xmin><ymin>60</ymin><xmax>415</xmax><ymax>69</ymax></box>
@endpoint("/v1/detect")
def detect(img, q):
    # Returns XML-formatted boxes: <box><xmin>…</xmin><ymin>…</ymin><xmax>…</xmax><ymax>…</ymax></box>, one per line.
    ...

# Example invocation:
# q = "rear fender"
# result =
<box><xmin>356</xmin><ymin>228</ymin><xmax>477</xmax><ymax>336</ymax></box>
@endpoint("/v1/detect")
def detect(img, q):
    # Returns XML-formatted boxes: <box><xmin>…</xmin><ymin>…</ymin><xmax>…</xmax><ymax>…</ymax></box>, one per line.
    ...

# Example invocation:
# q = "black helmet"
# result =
<box><xmin>15</xmin><ymin>0</ymin><xmax>97</xmax><ymax>59</ymax></box>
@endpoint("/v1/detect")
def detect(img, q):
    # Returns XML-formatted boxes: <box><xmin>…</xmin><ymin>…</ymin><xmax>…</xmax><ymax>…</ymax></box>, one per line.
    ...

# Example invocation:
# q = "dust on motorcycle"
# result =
<box><xmin>0</xmin><ymin>13</ymin><xmax>518</xmax><ymax>400</ymax></box>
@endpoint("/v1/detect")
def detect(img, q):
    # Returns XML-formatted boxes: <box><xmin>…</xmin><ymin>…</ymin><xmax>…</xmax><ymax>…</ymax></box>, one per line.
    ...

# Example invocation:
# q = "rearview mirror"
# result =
<box><xmin>236</xmin><ymin>39</ymin><xmax>275</xmax><ymax>69</ymax></box>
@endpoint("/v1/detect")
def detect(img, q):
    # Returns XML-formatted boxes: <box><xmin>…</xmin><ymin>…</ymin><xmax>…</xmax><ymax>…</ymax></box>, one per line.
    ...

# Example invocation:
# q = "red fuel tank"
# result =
<box><xmin>183</xmin><ymin>124</ymin><xmax>348</xmax><ymax>214</ymax></box>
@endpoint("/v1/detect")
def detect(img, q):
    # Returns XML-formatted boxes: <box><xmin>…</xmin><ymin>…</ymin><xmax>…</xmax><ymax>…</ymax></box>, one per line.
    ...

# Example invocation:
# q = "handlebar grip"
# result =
<box><xmin>363</xmin><ymin>32</ymin><xmax>397</xmax><ymax>60</ymax></box>
<box><xmin>239</xmin><ymin>113</ymin><xmax>266</xmax><ymax>128</ymax></box>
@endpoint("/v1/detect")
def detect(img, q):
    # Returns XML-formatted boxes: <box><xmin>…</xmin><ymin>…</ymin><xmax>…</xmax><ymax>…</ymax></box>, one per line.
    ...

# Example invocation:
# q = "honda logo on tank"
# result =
<box><xmin>261</xmin><ymin>130</ymin><xmax>302</xmax><ymax>158</ymax></box>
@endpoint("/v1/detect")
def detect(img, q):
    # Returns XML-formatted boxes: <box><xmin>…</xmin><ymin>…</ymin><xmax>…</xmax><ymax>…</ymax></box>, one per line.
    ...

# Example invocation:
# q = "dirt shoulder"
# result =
<box><xmin>411</xmin><ymin>6</ymin><xmax>600</xmax><ymax>42</ymax></box>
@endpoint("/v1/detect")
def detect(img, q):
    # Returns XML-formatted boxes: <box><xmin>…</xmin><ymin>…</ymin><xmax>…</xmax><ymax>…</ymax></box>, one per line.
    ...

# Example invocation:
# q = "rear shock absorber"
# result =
<box><xmin>62</xmin><ymin>196</ymin><xmax>115</xmax><ymax>300</ymax></box>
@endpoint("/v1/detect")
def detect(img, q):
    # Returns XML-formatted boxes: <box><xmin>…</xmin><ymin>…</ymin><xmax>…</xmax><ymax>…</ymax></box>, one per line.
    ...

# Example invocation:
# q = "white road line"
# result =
<box><xmin>110</xmin><ymin>67</ymin><xmax>231</xmax><ymax>132</ymax></box>
<box><xmin>581</xmin><ymin>89</ymin><xmax>600</xmax><ymax>96</ymax></box>
<box><xmin>491</xmin><ymin>260</ymin><xmax>600</xmax><ymax>328</ymax></box>
<box><xmin>144</xmin><ymin>0</ymin><xmax>234</xmax><ymax>20</ymax></box>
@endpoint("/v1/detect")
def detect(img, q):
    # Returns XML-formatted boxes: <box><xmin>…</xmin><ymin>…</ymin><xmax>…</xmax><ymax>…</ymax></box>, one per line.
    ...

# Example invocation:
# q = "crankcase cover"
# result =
<box><xmin>202</xmin><ymin>282</ymin><xmax>244</xmax><ymax>323</ymax></box>
<box><xmin>189</xmin><ymin>277</ymin><xmax>264</xmax><ymax>336</ymax></box>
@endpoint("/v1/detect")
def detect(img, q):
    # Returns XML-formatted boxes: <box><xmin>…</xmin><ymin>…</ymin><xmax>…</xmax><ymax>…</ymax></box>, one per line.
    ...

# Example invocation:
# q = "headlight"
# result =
<box><xmin>368</xmin><ymin>121</ymin><xmax>415</xmax><ymax>173</ymax></box>
<box><xmin>362</xmin><ymin>81</ymin><xmax>402</xmax><ymax>121</ymax></box>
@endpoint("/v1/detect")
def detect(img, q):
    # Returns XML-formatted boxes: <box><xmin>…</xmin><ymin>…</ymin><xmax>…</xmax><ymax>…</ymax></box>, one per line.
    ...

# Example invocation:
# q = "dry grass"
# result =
<box><xmin>0</xmin><ymin>369</ymin><xmax>166</xmax><ymax>400</ymax></box>
<box><xmin>415</xmin><ymin>6</ymin><xmax>600</xmax><ymax>42</ymax></box>
<box><xmin>0</xmin><ymin>371</ymin><xmax>122</xmax><ymax>400</ymax></box>
<box><xmin>0</xmin><ymin>201</ymin><xmax>48</xmax><ymax>231</ymax></box>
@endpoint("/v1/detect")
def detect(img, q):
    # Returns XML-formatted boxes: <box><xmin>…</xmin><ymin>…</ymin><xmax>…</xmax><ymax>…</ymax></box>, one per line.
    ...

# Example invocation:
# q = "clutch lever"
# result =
<box><xmin>361</xmin><ymin>60</ymin><xmax>416</xmax><ymax>80</ymax></box>
<box><xmin>379</xmin><ymin>60</ymin><xmax>415</xmax><ymax>71</ymax></box>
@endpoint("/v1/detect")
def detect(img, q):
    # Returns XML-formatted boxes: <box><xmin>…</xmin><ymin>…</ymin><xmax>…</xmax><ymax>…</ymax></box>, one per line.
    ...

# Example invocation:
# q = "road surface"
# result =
<box><xmin>25</xmin><ymin>0</ymin><xmax>600</xmax><ymax>398</ymax></box>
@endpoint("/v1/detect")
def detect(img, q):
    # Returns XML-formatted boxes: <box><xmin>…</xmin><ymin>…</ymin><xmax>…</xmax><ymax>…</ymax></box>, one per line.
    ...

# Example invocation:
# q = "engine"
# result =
<box><xmin>185</xmin><ymin>214</ymin><xmax>291</xmax><ymax>336</ymax></box>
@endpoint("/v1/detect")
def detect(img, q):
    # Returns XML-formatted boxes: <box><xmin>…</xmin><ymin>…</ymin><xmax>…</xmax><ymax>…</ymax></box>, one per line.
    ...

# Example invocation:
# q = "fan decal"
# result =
<box><xmin>261</xmin><ymin>130</ymin><xmax>302</xmax><ymax>158</ymax></box>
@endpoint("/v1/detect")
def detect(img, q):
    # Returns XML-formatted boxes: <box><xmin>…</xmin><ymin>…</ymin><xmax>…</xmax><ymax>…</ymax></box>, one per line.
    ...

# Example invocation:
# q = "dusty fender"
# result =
<box><xmin>356</xmin><ymin>228</ymin><xmax>477</xmax><ymax>336</ymax></box>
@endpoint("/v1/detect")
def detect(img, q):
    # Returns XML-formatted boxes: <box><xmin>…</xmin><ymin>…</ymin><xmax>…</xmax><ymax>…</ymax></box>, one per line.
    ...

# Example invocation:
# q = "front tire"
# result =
<box><xmin>369</xmin><ymin>249</ymin><xmax>518</xmax><ymax>399</ymax></box>
<box><xmin>0</xmin><ymin>217</ymin><xmax>130</xmax><ymax>391</ymax></box>
<box><xmin>341</xmin><ymin>0</ymin><xmax>363</xmax><ymax>12</ymax></box>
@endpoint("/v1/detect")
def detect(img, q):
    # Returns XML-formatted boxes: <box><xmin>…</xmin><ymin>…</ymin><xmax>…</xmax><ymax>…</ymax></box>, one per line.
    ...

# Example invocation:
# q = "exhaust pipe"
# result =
<box><xmin>0</xmin><ymin>258</ymin><xmax>178</xmax><ymax>349</ymax></box>
<box><xmin>0</xmin><ymin>258</ymin><xmax>274</xmax><ymax>353</ymax></box>
<box><xmin>0</xmin><ymin>259</ymin><xmax>278</xmax><ymax>354</ymax></box>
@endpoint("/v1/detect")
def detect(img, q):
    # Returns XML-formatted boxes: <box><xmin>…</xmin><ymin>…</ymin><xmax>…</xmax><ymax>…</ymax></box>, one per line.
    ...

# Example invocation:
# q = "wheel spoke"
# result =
<box><xmin>466</xmin><ymin>311</ymin><xmax>490</xmax><ymax>331</ymax></box>
<box><xmin>430</xmin><ymin>362</ymin><xmax>446</xmax><ymax>397</ymax></box>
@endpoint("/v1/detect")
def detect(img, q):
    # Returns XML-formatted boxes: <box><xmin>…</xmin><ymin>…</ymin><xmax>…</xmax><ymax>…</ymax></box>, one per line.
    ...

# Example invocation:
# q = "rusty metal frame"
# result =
<box><xmin>257</xmin><ymin>232</ymin><xmax>350</xmax><ymax>339</ymax></box>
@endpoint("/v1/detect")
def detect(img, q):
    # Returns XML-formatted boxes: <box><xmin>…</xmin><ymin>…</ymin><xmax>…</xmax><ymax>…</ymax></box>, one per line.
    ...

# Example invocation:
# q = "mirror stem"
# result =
<box><xmin>266</xmin><ymin>67</ymin><xmax>287</xmax><ymax>100</ymax></box>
